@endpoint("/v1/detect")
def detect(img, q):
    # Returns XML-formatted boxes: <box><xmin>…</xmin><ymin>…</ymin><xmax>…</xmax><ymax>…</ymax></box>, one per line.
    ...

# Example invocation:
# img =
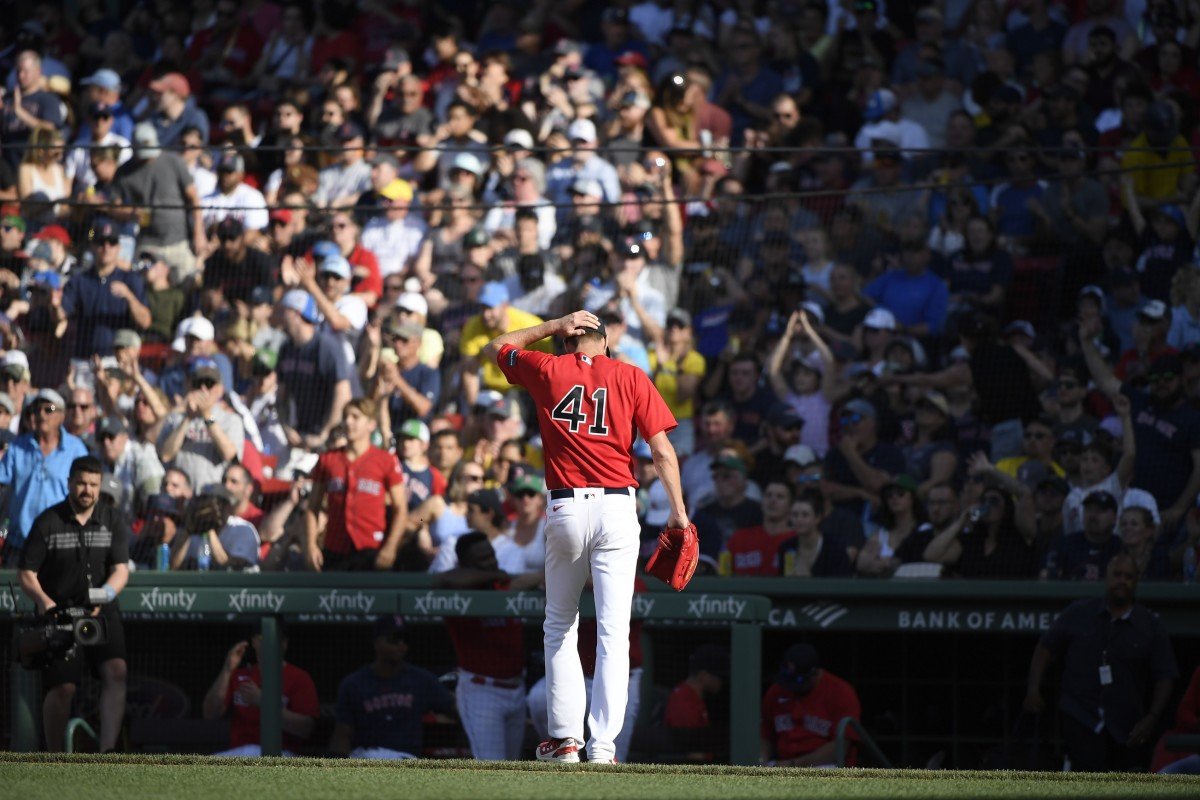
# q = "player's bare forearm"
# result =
<box><xmin>480</xmin><ymin>310</ymin><xmax>601</xmax><ymax>364</ymax></box>
<box><xmin>648</xmin><ymin>430</ymin><xmax>688</xmax><ymax>527</ymax></box>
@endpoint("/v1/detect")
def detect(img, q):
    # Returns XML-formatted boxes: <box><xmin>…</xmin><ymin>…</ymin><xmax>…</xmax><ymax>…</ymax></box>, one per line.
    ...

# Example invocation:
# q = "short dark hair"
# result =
<box><xmin>446</xmin><ymin>99</ymin><xmax>476</xmax><ymax>119</ymax></box>
<box><xmin>701</xmin><ymin>398</ymin><xmax>734</xmax><ymax>420</ymax></box>
<box><xmin>431</xmin><ymin>429</ymin><xmax>462</xmax><ymax>447</ymax></box>
<box><xmin>795</xmin><ymin>487</ymin><xmax>825</xmax><ymax>517</ymax></box>
<box><xmin>455</xmin><ymin>531</ymin><xmax>491</xmax><ymax>565</ymax></box>
<box><xmin>69</xmin><ymin>456</ymin><xmax>104</xmax><ymax>481</ymax></box>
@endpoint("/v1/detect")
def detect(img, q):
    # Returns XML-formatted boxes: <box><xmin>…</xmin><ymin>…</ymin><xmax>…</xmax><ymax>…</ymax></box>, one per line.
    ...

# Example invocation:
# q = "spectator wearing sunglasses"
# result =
<box><xmin>157</xmin><ymin>357</ymin><xmax>245</xmax><ymax>495</ymax></box>
<box><xmin>65</xmin><ymin>102</ymin><xmax>131</xmax><ymax>196</ymax></box>
<box><xmin>0</xmin><ymin>389</ymin><xmax>88</xmax><ymax>563</ymax></box>
<box><xmin>58</xmin><ymin>222</ymin><xmax>151</xmax><ymax>359</ymax></box>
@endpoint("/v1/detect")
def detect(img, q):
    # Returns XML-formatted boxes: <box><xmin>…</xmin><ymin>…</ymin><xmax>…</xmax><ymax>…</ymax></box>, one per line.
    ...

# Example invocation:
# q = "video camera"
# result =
<box><xmin>17</xmin><ymin>606</ymin><xmax>108</xmax><ymax>670</ymax></box>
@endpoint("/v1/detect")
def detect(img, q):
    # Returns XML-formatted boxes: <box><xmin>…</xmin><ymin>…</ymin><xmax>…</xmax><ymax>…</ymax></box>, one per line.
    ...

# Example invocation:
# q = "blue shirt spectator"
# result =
<box><xmin>865</xmin><ymin>245</ymin><xmax>950</xmax><ymax>335</ymax></box>
<box><xmin>332</xmin><ymin>616</ymin><xmax>454</xmax><ymax>757</ymax></box>
<box><xmin>61</xmin><ymin>222</ymin><xmax>150</xmax><ymax>358</ymax></box>
<box><xmin>277</xmin><ymin>290</ymin><xmax>353</xmax><ymax>442</ymax></box>
<box><xmin>0</xmin><ymin>389</ymin><xmax>88</xmax><ymax>551</ymax></box>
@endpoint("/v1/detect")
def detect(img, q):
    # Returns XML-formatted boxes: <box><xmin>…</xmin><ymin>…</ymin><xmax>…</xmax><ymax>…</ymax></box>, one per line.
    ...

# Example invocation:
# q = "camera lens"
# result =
<box><xmin>75</xmin><ymin>618</ymin><xmax>102</xmax><ymax>647</ymax></box>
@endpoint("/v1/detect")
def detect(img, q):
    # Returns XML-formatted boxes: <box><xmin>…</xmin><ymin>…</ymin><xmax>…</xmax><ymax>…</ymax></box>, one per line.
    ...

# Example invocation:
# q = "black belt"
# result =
<box><xmin>548</xmin><ymin>487</ymin><xmax>633</xmax><ymax>499</ymax></box>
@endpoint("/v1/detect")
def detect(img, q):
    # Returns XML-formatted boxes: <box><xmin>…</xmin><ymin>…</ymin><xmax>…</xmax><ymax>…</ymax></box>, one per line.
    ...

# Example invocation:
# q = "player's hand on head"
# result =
<box><xmin>558</xmin><ymin>310</ymin><xmax>600</xmax><ymax>337</ymax></box>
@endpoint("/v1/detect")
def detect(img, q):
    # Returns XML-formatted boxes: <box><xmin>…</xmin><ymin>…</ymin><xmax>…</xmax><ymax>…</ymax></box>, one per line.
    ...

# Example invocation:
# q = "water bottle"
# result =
<box><xmin>197</xmin><ymin>540</ymin><xmax>212</xmax><ymax>572</ymax></box>
<box><xmin>1184</xmin><ymin>547</ymin><xmax>1197</xmax><ymax>584</ymax></box>
<box><xmin>157</xmin><ymin>542</ymin><xmax>171</xmax><ymax>572</ymax></box>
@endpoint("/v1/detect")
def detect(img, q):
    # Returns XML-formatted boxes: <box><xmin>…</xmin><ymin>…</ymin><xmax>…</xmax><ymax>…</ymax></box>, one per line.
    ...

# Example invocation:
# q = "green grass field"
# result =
<box><xmin>2</xmin><ymin>754</ymin><xmax>1199</xmax><ymax>799</ymax></box>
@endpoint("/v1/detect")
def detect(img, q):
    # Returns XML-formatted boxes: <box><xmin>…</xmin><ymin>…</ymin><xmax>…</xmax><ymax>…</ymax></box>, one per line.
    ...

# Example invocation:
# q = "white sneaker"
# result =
<box><xmin>536</xmin><ymin>737</ymin><xmax>583</xmax><ymax>763</ymax></box>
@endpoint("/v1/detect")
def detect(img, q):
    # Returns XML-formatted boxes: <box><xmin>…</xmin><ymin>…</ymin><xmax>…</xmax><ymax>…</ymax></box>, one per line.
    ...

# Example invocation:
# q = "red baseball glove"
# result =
<box><xmin>645</xmin><ymin>523</ymin><xmax>699</xmax><ymax>591</ymax></box>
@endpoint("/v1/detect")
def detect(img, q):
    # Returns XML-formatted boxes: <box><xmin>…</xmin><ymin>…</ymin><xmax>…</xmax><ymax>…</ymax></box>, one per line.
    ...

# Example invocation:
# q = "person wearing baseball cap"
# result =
<box><xmin>157</xmin><ymin>351</ymin><xmax>246</xmax><ymax>495</ymax></box>
<box><xmin>549</xmin><ymin>116</ymin><xmax>619</xmax><ymax>210</ymax></box>
<box><xmin>396</xmin><ymin>418</ymin><xmax>443</xmax><ymax>517</ymax></box>
<box><xmin>329</xmin><ymin>613</ymin><xmax>454</xmax><ymax>759</ymax></box>
<box><xmin>0</xmin><ymin>386</ymin><xmax>89</xmax><ymax>558</ymax></box>
<box><xmin>460</xmin><ymin>280</ymin><xmax>554</xmax><ymax>400</ymax></box>
<box><xmin>80</xmin><ymin>68</ymin><xmax>133</xmax><ymax>139</ymax></box>
<box><xmin>297</xmin><ymin>251</ymin><xmax>369</xmax><ymax>375</ymax></box>
<box><xmin>147</xmin><ymin>71</ymin><xmax>210</xmax><ymax>147</ymax></box>
<box><xmin>206</xmin><ymin>151</ymin><xmax>270</xmax><ymax>231</ymax></box>
<box><xmin>203</xmin><ymin>215</ymin><xmax>273</xmax><ymax>305</ymax></box>
<box><xmin>1042</xmin><ymin>489</ymin><xmax>1122</xmax><ymax>581</ymax></box>
<box><xmin>59</xmin><ymin>220</ymin><xmax>151</xmax><ymax>361</ymax></box>
<box><xmin>361</xmin><ymin>178</ymin><xmax>425</xmax><ymax>279</ymax></box>
<box><xmin>762</xmin><ymin>642</ymin><xmax>861</xmax><ymax>766</ymax></box>
<box><xmin>276</xmin><ymin>287</ymin><xmax>355</xmax><ymax>451</ymax></box>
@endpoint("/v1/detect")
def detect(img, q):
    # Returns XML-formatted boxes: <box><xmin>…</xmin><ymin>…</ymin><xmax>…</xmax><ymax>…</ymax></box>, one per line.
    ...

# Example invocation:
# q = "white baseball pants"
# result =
<box><xmin>527</xmin><ymin>668</ymin><xmax>643</xmax><ymax>762</ymax></box>
<box><xmin>456</xmin><ymin>669</ymin><xmax>527</xmax><ymax>760</ymax></box>
<box><xmin>543</xmin><ymin>489</ymin><xmax>640</xmax><ymax>762</ymax></box>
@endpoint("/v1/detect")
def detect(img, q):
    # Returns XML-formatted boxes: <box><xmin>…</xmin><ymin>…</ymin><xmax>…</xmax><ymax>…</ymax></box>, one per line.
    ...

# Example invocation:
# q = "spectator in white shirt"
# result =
<box><xmin>202</xmin><ymin>152</ymin><xmax>269</xmax><ymax>231</ymax></box>
<box><xmin>482</xmin><ymin>157</ymin><xmax>557</xmax><ymax>249</ymax></box>
<box><xmin>65</xmin><ymin>102</ymin><xmax>131</xmax><ymax>195</ymax></box>
<box><xmin>854</xmin><ymin>88</ymin><xmax>930</xmax><ymax>164</ymax></box>
<box><xmin>315</xmin><ymin>121</ymin><xmax>373</xmax><ymax>208</ymax></box>
<box><xmin>361</xmin><ymin>179</ymin><xmax>426</xmax><ymax>278</ymax></box>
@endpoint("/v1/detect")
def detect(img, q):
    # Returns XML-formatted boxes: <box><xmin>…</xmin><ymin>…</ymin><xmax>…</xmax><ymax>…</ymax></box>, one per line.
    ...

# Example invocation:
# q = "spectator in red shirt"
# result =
<box><xmin>1153</xmin><ymin>664</ymin><xmax>1200</xmax><ymax>774</ymax></box>
<box><xmin>724</xmin><ymin>480</ymin><xmax>794</xmax><ymax>576</ymax></box>
<box><xmin>760</xmin><ymin>643</ymin><xmax>861</xmax><ymax>767</ymax></box>
<box><xmin>665</xmin><ymin>644</ymin><xmax>729</xmax><ymax>729</ymax></box>
<box><xmin>201</xmin><ymin>627</ymin><xmax>319</xmax><ymax>757</ymax></box>
<box><xmin>187</xmin><ymin>0</ymin><xmax>264</xmax><ymax>98</ymax></box>
<box><xmin>304</xmin><ymin>397</ymin><xmax>408</xmax><ymax>572</ymax></box>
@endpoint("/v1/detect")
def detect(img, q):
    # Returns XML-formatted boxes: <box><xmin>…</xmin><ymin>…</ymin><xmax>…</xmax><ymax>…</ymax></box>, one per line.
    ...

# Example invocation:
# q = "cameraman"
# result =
<box><xmin>18</xmin><ymin>456</ymin><xmax>130</xmax><ymax>752</ymax></box>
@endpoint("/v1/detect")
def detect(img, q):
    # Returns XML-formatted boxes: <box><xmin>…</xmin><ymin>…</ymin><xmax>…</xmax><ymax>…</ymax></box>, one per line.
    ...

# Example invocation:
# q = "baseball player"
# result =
<box><xmin>436</xmin><ymin>532</ymin><xmax>543</xmax><ymax>760</ymax></box>
<box><xmin>526</xmin><ymin>577</ymin><xmax>648</xmax><ymax>763</ymax></box>
<box><xmin>481</xmin><ymin>310</ymin><xmax>689</xmax><ymax>764</ymax></box>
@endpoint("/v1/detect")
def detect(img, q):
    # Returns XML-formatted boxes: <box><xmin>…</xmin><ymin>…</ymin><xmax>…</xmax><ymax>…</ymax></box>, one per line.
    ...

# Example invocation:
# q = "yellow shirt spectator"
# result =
<box><xmin>460</xmin><ymin>286</ymin><xmax>553</xmax><ymax>392</ymax></box>
<box><xmin>1121</xmin><ymin>133</ymin><xmax>1194</xmax><ymax>204</ymax></box>
<box><xmin>649</xmin><ymin>348</ymin><xmax>706</xmax><ymax>420</ymax></box>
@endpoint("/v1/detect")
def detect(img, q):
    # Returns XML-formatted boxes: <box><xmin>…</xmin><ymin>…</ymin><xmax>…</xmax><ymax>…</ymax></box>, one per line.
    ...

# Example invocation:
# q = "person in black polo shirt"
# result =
<box><xmin>1024</xmin><ymin>554</ymin><xmax>1177</xmax><ymax>772</ymax></box>
<box><xmin>17</xmin><ymin>455</ymin><xmax>130</xmax><ymax>753</ymax></box>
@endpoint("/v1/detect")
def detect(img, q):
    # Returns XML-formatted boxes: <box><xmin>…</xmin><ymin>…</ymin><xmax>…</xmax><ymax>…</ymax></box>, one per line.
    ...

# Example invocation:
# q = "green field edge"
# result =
<box><xmin>2</xmin><ymin>753</ymin><xmax>1198</xmax><ymax>784</ymax></box>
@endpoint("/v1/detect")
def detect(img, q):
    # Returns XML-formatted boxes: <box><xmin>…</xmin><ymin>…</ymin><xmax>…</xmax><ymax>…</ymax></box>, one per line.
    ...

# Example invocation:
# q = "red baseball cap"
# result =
<box><xmin>268</xmin><ymin>209</ymin><xmax>293</xmax><ymax>225</ymax></box>
<box><xmin>33</xmin><ymin>224</ymin><xmax>71</xmax><ymax>246</ymax></box>
<box><xmin>149</xmin><ymin>72</ymin><xmax>191</xmax><ymax>99</ymax></box>
<box><xmin>615</xmin><ymin>51</ymin><xmax>648</xmax><ymax>70</ymax></box>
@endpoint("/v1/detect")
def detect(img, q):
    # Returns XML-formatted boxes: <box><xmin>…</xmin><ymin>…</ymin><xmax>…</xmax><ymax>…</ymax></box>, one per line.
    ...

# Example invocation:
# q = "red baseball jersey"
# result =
<box><xmin>761</xmin><ymin>671</ymin><xmax>861</xmax><ymax>765</ymax></box>
<box><xmin>726</xmin><ymin>526</ymin><xmax>796</xmax><ymax>576</ymax></box>
<box><xmin>445</xmin><ymin>616</ymin><xmax>525</xmax><ymax>678</ymax></box>
<box><xmin>496</xmin><ymin>344</ymin><xmax>676</xmax><ymax>489</ymax></box>
<box><xmin>225</xmin><ymin>663</ymin><xmax>320</xmax><ymax>751</ymax></box>
<box><xmin>312</xmin><ymin>446</ymin><xmax>406</xmax><ymax>554</ymax></box>
<box><xmin>664</xmin><ymin>681</ymin><xmax>710</xmax><ymax>728</ymax></box>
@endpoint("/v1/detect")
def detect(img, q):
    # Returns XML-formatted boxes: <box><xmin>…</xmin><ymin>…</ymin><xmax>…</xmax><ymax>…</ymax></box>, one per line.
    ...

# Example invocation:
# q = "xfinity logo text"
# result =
<box><xmin>504</xmin><ymin>592</ymin><xmax>545</xmax><ymax>616</ymax></box>
<box><xmin>227</xmin><ymin>589</ymin><xmax>286</xmax><ymax>613</ymax></box>
<box><xmin>632</xmin><ymin>594</ymin><xmax>656</xmax><ymax>618</ymax></box>
<box><xmin>318</xmin><ymin>590</ymin><xmax>377</xmax><ymax>614</ymax></box>
<box><xmin>140</xmin><ymin>588</ymin><xmax>198</xmax><ymax>612</ymax></box>
<box><xmin>413</xmin><ymin>592</ymin><xmax>473</xmax><ymax>615</ymax></box>
<box><xmin>687</xmin><ymin>594</ymin><xmax>747</xmax><ymax>619</ymax></box>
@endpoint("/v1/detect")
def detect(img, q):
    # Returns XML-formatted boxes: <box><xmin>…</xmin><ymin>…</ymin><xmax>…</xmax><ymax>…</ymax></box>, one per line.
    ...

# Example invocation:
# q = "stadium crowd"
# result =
<box><xmin>3</xmin><ymin>0</ymin><xmax>1200</xmax><ymax>583</ymax></box>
